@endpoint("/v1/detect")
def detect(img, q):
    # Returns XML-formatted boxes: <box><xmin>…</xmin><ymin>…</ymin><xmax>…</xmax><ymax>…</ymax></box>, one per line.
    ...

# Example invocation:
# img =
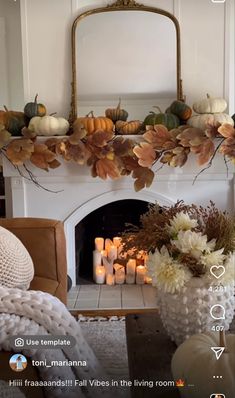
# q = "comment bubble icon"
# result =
<box><xmin>210</xmin><ymin>304</ymin><xmax>225</xmax><ymax>320</ymax></box>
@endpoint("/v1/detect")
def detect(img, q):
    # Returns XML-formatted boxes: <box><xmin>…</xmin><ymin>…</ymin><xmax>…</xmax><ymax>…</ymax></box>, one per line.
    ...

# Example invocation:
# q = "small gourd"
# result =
<box><xmin>115</xmin><ymin>120</ymin><xmax>142</xmax><ymax>135</ymax></box>
<box><xmin>187</xmin><ymin>113</ymin><xmax>234</xmax><ymax>130</ymax></box>
<box><xmin>144</xmin><ymin>106</ymin><xmax>180</xmax><ymax>130</ymax></box>
<box><xmin>75</xmin><ymin>111</ymin><xmax>114</xmax><ymax>135</ymax></box>
<box><xmin>28</xmin><ymin>114</ymin><xmax>69</xmax><ymax>136</ymax></box>
<box><xmin>193</xmin><ymin>94</ymin><xmax>227</xmax><ymax>114</ymax></box>
<box><xmin>171</xmin><ymin>331</ymin><xmax>235</xmax><ymax>398</ymax></box>
<box><xmin>0</xmin><ymin>106</ymin><xmax>27</xmax><ymax>136</ymax></box>
<box><xmin>105</xmin><ymin>99</ymin><xmax>128</xmax><ymax>122</ymax></box>
<box><xmin>167</xmin><ymin>100</ymin><xmax>192</xmax><ymax>121</ymax></box>
<box><xmin>24</xmin><ymin>94</ymin><xmax>47</xmax><ymax>119</ymax></box>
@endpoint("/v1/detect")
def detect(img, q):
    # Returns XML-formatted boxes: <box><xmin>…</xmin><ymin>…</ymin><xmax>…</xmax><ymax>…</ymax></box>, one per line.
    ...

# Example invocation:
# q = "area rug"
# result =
<box><xmin>79</xmin><ymin>316</ymin><xmax>130</xmax><ymax>381</ymax></box>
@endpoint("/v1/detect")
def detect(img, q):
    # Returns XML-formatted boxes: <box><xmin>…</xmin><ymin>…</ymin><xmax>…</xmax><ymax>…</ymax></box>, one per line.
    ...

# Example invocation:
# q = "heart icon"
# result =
<box><xmin>210</xmin><ymin>265</ymin><xmax>225</xmax><ymax>279</ymax></box>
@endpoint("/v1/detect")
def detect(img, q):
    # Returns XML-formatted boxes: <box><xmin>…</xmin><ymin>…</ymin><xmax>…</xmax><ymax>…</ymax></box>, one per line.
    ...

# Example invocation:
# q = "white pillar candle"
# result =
<box><xmin>126</xmin><ymin>273</ymin><xmax>135</xmax><ymax>284</ymax></box>
<box><xmin>103</xmin><ymin>256</ymin><xmax>113</xmax><ymax>276</ymax></box>
<box><xmin>114</xmin><ymin>265</ymin><xmax>125</xmax><ymax>285</ymax></box>
<box><xmin>95</xmin><ymin>265</ymin><xmax>106</xmax><ymax>284</ymax></box>
<box><xmin>113</xmin><ymin>237</ymin><xmax>122</xmax><ymax>248</ymax></box>
<box><xmin>101</xmin><ymin>249</ymin><xmax>107</xmax><ymax>259</ymax></box>
<box><xmin>127</xmin><ymin>259</ymin><xmax>136</xmax><ymax>275</ymax></box>
<box><xmin>95</xmin><ymin>237</ymin><xmax>104</xmax><ymax>252</ymax></box>
<box><xmin>108</xmin><ymin>245</ymin><xmax>118</xmax><ymax>261</ymax></box>
<box><xmin>136</xmin><ymin>265</ymin><xmax>146</xmax><ymax>285</ymax></box>
<box><xmin>93</xmin><ymin>250</ymin><xmax>102</xmax><ymax>280</ymax></box>
<box><xmin>105</xmin><ymin>238</ymin><xmax>113</xmax><ymax>252</ymax></box>
<box><xmin>106</xmin><ymin>274</ymin><xmax>115</xmax><ymax>286</ymax></box>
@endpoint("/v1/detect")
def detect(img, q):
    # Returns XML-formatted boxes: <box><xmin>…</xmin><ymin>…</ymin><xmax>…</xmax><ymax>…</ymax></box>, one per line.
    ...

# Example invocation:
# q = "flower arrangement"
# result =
<box><xmin>122</xmin><ymin>201</ymin><xmax>235</xmax><ymax>293</ymax></box>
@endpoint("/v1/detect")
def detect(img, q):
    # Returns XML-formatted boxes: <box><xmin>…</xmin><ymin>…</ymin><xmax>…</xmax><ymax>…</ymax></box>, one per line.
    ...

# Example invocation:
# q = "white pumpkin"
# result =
<box><xmin>187</xmin><ymin>113</ymin><xmax>234</xmax><ymax>130</ymax></box>
<box><xmin>193</xmin><ymin>94</ymin><xmax>227</xmax><ymax>114</ymax></box>
<box><xmin>171</xmin><ymin>332</ymin><xmax>235</xmax><ymax>398</ymax></box>
<box><xmin>28</xmin><ymin>115</ymin><xmax>69</xmax><ymax>136</ymax></box>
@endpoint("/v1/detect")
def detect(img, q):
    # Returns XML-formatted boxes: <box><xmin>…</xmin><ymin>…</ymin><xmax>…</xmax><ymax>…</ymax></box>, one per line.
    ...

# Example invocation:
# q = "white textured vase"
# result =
<box><xmin>157</xmin><ymin>278</ymin><xmax>234</xmax><ymax>346</ymax></box>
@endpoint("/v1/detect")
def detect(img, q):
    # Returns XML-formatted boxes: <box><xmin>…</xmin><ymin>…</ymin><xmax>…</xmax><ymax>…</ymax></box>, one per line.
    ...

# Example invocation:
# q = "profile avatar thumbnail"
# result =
<box><xmin>9</xmin><ymin>354</ymin><xmax>27</xmax><ymax>372</ymax></box>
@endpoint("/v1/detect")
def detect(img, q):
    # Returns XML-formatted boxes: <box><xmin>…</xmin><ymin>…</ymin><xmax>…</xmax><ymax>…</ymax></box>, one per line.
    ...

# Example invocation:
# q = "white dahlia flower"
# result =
<box><xmin>146</xmin><ymin>246</ymin><xmax>192</xmax><ymax>293</ymax></box>
<box><xmin>221</xmin><ymin>252</ymin><xmax>235</xmax><ymax>285</ymax></box>
<box><xmin>171</xmin><ymin>230</ymin><xmax>215</xmax><ymax>259</ymax></box>
<box><xmin>200</xmin><ymin>248</ymin><xmax>226</xmax><ymax>268</ymax></box>
<box><xmin>168</xmin><ymin>211</ymin><xmax>198</xmax><ymax>236</ymax></box>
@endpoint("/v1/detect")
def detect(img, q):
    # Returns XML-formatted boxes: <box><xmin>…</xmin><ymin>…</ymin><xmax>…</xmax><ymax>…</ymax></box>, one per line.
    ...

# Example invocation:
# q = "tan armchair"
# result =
<box><xmin>0</xmin><ymin>217</ymin><xmax>67</xmax><ymax>304</ymax></box>
<box><xmin>0</xmin><ymin>218</ymin><xmax>68</xmax><ymax>397</ymax></box>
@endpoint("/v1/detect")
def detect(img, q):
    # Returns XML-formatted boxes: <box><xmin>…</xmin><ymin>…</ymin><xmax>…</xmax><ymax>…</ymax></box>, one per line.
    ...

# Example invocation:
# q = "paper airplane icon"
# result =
<box><xmin>211</xmin><ymin>347</ymin><xmax>225</xmax><ymax>360</ymax></box>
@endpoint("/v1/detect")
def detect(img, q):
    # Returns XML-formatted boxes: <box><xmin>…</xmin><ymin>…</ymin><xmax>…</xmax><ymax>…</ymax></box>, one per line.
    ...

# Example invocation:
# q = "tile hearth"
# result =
<box><xmin>67</xmin><ymin>284</ymin><xmax>157</xmax><ymax>311</ymax></box>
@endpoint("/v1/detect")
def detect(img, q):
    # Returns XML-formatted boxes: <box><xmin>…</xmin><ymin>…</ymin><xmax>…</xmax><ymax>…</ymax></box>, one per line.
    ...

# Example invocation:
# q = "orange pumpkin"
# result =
<box><xmin>115</xmin><ymin>120</ymin><xmax>142</xmax><ymax>135</ymax></box>
<box><xmin>74</xmin><ymin>111</ymin><xmax>114</xmax><ymax>135</ymax></box>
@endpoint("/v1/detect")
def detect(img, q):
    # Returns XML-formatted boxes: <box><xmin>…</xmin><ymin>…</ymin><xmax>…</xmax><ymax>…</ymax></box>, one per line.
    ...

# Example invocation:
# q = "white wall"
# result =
<box><xmin>0</xmin><ymin>0</ymin><xmax>24</xmax><ymax>110</ymax></box>
<box><xmin>12</xmin><ymin>0</ymin><xmax>235</xmax><ymax>117</ymax></box>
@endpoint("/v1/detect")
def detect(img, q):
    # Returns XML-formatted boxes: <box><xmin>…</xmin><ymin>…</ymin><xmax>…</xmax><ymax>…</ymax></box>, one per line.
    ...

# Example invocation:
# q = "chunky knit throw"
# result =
<box><xmin>0</xmin><ymin>227</ymin><xmax>34</xmax><ymax>290</ymax></box>
<box><xmin>0</xmin><ymin>381</ymin><xmax>25</xmax><ymax>398</ymax></box>
<box><xmin>0</xmin><ymin>287</ymin><xmax>116</xmax><ymax>398</ymax></box>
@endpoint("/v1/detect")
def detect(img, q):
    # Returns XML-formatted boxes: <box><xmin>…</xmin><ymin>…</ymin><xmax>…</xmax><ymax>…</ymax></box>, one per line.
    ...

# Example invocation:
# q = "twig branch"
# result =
<box><xmin>1</xmin><ymin>150</ymin><xmax>63</xmax><ymax>193</ymax></box>
<box><xmin>223</xmin><ymin>155</ymin><xmax>229</xmax><ymax>178</ymax></box>
<box><xmin>192</xmin><ymin>139</ymin><xmax>225</xmax><ymax>185</ymax></box>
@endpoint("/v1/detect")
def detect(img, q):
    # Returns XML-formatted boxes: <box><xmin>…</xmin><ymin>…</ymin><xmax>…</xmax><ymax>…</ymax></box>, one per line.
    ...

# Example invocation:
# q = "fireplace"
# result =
<box><xmin>75</xmin><ymin>199</ymin><xmax>149</xmax><ymax>284</ymax></box>
<box><xmin>2</xmin><ymin>153</ymin><xmax>234</xmax><ymax>286</ymax></box>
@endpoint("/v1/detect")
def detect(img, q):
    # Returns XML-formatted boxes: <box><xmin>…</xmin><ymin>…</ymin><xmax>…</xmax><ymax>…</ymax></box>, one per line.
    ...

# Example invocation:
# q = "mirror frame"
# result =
<box><xmin>70</xmin><ymin>0</ymin><xmax>184</xmax><ymax>122</ymax></box>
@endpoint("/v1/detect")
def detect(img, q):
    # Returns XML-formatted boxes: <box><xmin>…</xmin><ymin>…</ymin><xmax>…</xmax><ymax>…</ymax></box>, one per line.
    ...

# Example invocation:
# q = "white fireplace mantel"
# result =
<box><xmin>2</xmin><ymin>151</ymin><xmax>235</xmax><ymax>285</ymax></box>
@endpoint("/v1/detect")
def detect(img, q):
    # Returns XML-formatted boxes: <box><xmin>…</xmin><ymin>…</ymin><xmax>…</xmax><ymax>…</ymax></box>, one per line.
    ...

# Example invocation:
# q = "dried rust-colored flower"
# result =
<box><xmin>6</xmin><ymin>139</ymin><xmax>34</xmax><ymax>165</ymax></box>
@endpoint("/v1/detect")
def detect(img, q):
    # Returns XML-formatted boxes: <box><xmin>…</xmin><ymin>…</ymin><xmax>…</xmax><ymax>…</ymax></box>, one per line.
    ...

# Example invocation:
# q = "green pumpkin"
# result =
<box><xmin>144</xmin><ymin>107</ymin><xmax>180</xmax><ymax>130</ymax></box>
<box><xmin>0</xmin><ymin>106</ymin><xmax>28</xmax><ymax>136</ymax></box>
<box><xmin>105</xmin><ymin>98</ymin><xmax>128</xmax><ymax>122</ymax></box>
<box><xmin>167</xmin><ymin>100</ymin><xmax>192</xmax><ymax>121</ymax></box>
<box><xmin>24</xmin><ymin>94</ymin><xmax>46</xmax><ymax>119</ymax></box>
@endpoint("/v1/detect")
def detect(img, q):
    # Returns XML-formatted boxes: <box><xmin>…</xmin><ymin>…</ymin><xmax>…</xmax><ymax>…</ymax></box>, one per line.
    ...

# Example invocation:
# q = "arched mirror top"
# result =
<box><xmin>71</xmin><ymin>0</ymin><xmax>184</xmax><ymax>122</ymax></box>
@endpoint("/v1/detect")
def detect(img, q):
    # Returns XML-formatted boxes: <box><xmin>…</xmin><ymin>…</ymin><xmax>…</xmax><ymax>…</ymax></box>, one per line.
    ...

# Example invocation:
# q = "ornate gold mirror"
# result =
<box><xmin>71</xmin><ymin>0</ymin><xmax>184</xmax><ymax>122</ymax></box>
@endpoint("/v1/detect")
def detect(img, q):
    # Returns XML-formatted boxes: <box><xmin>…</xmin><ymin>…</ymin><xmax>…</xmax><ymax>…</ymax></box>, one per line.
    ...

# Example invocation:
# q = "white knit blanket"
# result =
<box><xmin>0</xmin><ymin>287</ymin><xmax>121</xmax><ymax>398</ymax></box>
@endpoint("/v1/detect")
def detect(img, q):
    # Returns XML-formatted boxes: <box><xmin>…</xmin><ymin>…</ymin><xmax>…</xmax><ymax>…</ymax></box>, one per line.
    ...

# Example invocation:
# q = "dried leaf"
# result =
<box><xmin>112</xmin><ymin>137</ymin><xmax>134</xmax><ymax>157</ymax></box>
<box><xmin>143</xmin><ymin>124</ymin><xmax>176</xmax><ymax>150</ymax></box>
<box><xmin>88</xmin><ymin>129</ymin><xmax>114</xmax><ymax>147</ymax></box>
<box><xmin>30</xmin><ymin>144</ymin><xmax>56</xmax><ymax>171</ymax></box>
<box><xmin>218</xmin><ymin>123</ymin><xmax>235</xmax><ymax>139</ymax></box>
<box><xmin>219</xmin><ymin>138</ymin><xmax>235</xmax><ymax>158</ymax></box>
<box><xmin>0</xmin><ymin>126</ymin><xmax>11</xmax><ymax>148</ymax></box>
<box><xmin>59</xmin><ymin>141</ymin><xmax>90</xmax><ymax>165</ymax></box>
<box><xmin>6</xmin><ymin>139</ymin><xmax>34</xmax><ymax>165</ymax></box>
<box><xmin>191</xmin><ymin>139</ymin><xmax>215</xmax><ymax>166</ymax></box>
<box><xmin>133</xmin><ymin>142</ymin><xmax>156</xmax><ymax>167</ymax></box>
<box><xmin>44</xmin><ymin>138</ymin><xmax>61</xmax><ymax>153</ymax></box>
<box><xmin>21</xmin><ymin>127</ymin><xmax>37</xmax><ymax>139</ymax></box>
<box><xmin>132</xmin><ymin>167</ymin><xmax>154</xmax><ymax>192</ymax></box>
<box><xmin>160</xmin><ymin>147</ymin><xmax>189</xmax><ymax>168</ymax></box>
<box><xmin>177</xmin><ymin>127</ymin><xmax>206</xmax><ymax>147</ymax></box>
<box><xmin>72</xmin><ymin>120</ymin><xmax>87</xmax><ymax>141</ymax></box>
<box><xmin>121</xmin><ymin>156</ymin><xmax>139</xmax><ymax>171</ymax></box>
<box><xmin>205</xmin><ymin>121</ymin><xmax>221</xmax><ymax>139</ymax></box>
<box><xmin>170</xmin><ymin>151</ymin><xmax>188</xmax><ymax>167</ymax></box>
<box><xmin>95</xmin><ymin>158</ymin><xmax>121</xmax><ymax>180</ymax></box>
<box><xmin>160</xmin><ymin>151</ymin><xmax>174</xmax><ymax>165</ymax></box>
<box><xmin>48</xmin><ymin>159</ymin><xmax>61</xmax><ymax>169</ymax></box>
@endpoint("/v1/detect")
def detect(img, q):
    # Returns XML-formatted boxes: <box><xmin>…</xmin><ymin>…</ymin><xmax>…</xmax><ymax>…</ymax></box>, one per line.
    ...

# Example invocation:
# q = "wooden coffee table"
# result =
<box><xmin>125</xmin><ymin>312</ymin><xmax>180</xmax><ymax>398</ymax></box>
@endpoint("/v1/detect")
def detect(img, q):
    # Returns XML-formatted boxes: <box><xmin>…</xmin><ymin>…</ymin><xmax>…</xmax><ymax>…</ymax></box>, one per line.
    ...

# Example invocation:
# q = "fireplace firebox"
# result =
<box><xmin>75</xmin><ymin>199</ymin><xmax>149</xmax><ymax>284</ymax></box>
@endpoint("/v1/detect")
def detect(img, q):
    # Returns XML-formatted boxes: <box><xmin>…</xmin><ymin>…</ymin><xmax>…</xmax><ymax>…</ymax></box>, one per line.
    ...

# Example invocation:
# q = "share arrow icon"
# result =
<box><xmin>211</xmin><ymin>347</ymin><xmax>225</xmax><ymax>360</ymax></box>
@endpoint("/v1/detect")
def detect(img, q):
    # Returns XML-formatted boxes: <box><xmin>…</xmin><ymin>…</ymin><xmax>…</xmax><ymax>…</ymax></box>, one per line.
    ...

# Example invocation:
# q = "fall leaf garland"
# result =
<box><xmin>0</xmin><ymin>120</ymin><xmax>234</xmax><ymax>192</ymax></box>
